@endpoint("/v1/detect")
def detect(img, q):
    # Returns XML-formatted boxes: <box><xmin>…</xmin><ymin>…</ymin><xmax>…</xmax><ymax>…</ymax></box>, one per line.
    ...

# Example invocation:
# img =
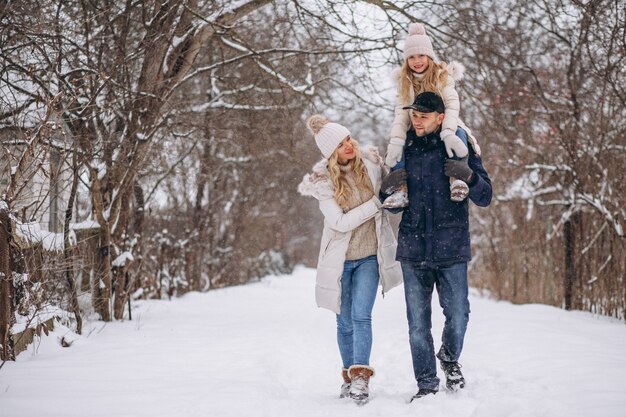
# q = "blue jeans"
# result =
<box><xmin>336</xmin><ymin>255</ymin><xmax>380</xmax><ymax>369</ymax></box>
<box><xmin>401</xmin><ymin>261</ymin><xmax>470</xmax><ymax>391</ymax></box>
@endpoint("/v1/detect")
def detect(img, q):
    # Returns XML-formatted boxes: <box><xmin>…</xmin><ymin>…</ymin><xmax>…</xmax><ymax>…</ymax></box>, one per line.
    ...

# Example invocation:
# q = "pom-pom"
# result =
<box><xmin>408</xmin><ymin>22</ymin><xmax>425</xmax><ymax>36</ymax></box>
<box><xmin>306</xmin><ymin>114</ymin><xmax>328</xmax><ymax>135</ymax></box>
<box><xmin>446</xmin><ymin>61</ymin><xmax>465</xmax><ymax>81</ymax></box>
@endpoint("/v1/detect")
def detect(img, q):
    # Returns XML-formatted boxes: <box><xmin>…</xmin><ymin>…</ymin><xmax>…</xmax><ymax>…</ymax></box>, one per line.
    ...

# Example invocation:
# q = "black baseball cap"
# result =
<box><xmin>402</xmin><ymin>91</ymin><xmax>445</xmax><ymax>113</ymax></box>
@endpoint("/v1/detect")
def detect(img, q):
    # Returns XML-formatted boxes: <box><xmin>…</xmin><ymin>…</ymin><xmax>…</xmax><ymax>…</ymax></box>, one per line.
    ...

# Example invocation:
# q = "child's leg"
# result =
<box><xmin>449</xmin><ymin>130</ymin><xmax>469</xmax><ymax>202</ymax></box>
<box><xmin>392</xmin><ymin>158</ymin><xmax>405</xmax><ymax>171</ymax></box>
<box><xmin>382</xmin><ymin>159</ymin><xmax>408</xmax><ymax>209</ymax></box>
<box><xmin>382</xmin><ymin>182</ymin><xmax>408</xmax><ymax>208</ymax></box>
<box><xmin>449</xmin><ymin>178</ymin><xmax>469</xmax><ymax>202</ymax></box>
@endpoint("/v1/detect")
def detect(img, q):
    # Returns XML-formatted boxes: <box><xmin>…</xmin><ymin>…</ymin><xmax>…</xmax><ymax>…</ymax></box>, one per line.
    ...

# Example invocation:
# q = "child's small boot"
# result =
<box><xmin>450</xmin><ymin>178</ymin><xmax>469</xmax><ymax>202</ymax></box>
<box><xmin>382</xmin><ymin>183</ymin><xmax>409</xmax><ymax>209</ymax></box>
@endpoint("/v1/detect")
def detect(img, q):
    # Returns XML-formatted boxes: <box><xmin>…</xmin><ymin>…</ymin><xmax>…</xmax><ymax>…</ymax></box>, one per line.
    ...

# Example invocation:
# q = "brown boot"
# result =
<box><xmin>348</xmin><ymin>365</ymin><xmax>375</xmax><ymax>404</ymax></box>
<box><xmin>340</xmin><ymin>368</ymin><xmax>351</xmax><ymax>398</ymax></box>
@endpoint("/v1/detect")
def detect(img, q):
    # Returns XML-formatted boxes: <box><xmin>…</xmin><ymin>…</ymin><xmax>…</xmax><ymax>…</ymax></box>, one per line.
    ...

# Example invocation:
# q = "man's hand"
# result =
<box><xmin>385</xmin><ymin>138</ymin><xmax>405</xmax><ymax>167</ymax></box>
<box><xmin>444</xmin><ymin>157</ymin><xmax>474</xmax><ymax>183</ymax></box>
<box><xmin>440</xmin><ymin>129</ymin><xmax>469</xmax><ymax>158</ymax></box>
<box><xmin>381</xmin><ymin>168</ymin><xmax>408</xmax><ymax>194</ymax></box>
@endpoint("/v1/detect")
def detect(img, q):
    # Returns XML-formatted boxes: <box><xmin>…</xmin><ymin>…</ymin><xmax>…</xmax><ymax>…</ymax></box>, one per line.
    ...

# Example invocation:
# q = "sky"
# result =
<box><xmin>1</xmin><ymin>266</ymin><xmax>625</xmax><ymax>417</ymax></box>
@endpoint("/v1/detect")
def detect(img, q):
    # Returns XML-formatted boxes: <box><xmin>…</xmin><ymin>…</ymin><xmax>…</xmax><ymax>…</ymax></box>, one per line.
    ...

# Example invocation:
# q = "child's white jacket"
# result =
<box><xmin>389</xmin><ymin>62</ymin><xmax>480</xmax><ymax>155</ymax></box>
<box><xmin>297</xmin><ymin>145</ymin><xmax>403</xmax><ymax>313</ymax></box>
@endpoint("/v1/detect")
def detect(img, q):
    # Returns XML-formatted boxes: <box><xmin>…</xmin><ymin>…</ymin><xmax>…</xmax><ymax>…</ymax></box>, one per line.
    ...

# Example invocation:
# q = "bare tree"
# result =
<box><xmin>2</xmin><ymin>0</ymin><xmax>384</xmax><ymax>321</ymax></box>
<box><xmin>442</xmin><ymin>0</ymin><xmax>626</xmax><ymax>317</ymax></box>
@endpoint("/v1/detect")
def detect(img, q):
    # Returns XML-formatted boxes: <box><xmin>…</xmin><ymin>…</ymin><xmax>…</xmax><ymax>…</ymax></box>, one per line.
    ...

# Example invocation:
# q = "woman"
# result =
<box><xmin>297</xmin><ymin>115</ymin><xmax>402</xmax><ymax>404</ymax></box>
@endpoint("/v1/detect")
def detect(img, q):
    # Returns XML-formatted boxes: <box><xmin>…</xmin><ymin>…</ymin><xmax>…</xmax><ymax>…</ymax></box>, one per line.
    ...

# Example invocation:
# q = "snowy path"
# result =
<box><xmin>2</xmin><ymin>266</ymin><xmax>626</xmax><ymax>417</ymax></box>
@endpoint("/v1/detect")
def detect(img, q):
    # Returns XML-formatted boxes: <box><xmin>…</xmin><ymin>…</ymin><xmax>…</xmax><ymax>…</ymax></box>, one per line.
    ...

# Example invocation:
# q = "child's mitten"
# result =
<box><xmin>385</xmin><ymin>138</ymin><xmax>405</xmax><ymax>167</ymax></box>
<box><xmin>440</xmin><ymin>129</ymin><xmax>469</xmax><ymax>158</ymax></box>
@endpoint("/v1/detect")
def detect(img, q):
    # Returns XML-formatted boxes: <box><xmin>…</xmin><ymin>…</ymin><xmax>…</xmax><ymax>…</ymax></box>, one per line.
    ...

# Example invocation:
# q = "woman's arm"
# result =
<box><xmin>319</xmin><ymin>195</ymin><xmax>381</xmax><ymax>233</ymax></box>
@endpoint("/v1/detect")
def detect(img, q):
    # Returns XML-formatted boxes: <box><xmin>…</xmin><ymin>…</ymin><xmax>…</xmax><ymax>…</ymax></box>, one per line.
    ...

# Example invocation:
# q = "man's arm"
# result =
<box><xmin>443</xmin><ymin>128</ymin><xmax>492</xmax><ymax>207</ymax></box>
<box><xmin>466</xmin><ymin>148</ymin><xmax>492</xmax><ymax>207</ymax></box>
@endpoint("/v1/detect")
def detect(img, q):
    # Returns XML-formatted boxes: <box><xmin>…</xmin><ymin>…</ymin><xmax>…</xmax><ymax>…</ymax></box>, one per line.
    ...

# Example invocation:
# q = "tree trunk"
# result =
<box><xmin>63</xmin><ymin>151</ymin><xmax>82</xmax><ymax>334</ymax></box>
<box><xmin>112</xmin><ymin>266</ymin><xmax>127</xmax><ymax>320</ymax></box>
<box><xmin>89</xmin><ymin>168</ymin><xmax>112</xmax><ymax>321</ymax></box>
<box><xmin>112</xmin><ymin>189</ymin><xmax>131</xmax><ymax>321</ymax></box>
<box><xmin>112</xmin><ymin>183</ymin><xmax>144</xmax><ymax>320</ymax></box>
<box><xmin>92</xmin><ymin>227</ymin><xmax>112</xmax><ymax>322</ymax></box>
<box><xmin>564</xmin><ymin>213</ymin><xmax>577</xmax><ymax>311</ymax></box>
<box><xmin>191</xmin><ymin>140</ymin><xmax>211</xmax><ymax>291</ymax></box>
<box><xmin>0</xmin><ymin>209</ymin><xmax>15</xmax><ymax>361</ymax></box>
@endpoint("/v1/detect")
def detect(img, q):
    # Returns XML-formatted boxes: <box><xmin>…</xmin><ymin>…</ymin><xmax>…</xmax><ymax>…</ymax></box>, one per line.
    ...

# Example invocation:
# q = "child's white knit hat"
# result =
<box><xmin>403</xmin><ymin>23</ymin><xmax>437</xmax><ymax>62</ymax></box>
<box><xmin>306</xmin><ymin>115</ymin><xmax>351</xmax><ymax>159</ymax></box>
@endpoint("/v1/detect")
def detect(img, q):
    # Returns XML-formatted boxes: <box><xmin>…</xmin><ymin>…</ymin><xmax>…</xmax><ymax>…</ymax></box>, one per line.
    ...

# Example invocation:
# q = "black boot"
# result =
<box><xmin>440</xmin><ymin>361</ymin><xmax>465</xmax><ymax>390</ymax></box>
<box><xmin>410</xmin><ymin>388</ymin><xmax>437</xmax><ymax>402</ymax></box>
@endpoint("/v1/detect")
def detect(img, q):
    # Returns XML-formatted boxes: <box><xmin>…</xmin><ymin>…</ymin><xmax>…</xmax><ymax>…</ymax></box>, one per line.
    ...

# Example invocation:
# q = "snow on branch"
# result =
<box><xmin>254</xmin><ymin>59</ymin><xmax>315</xmax><ymax>95</ymax></box>
<box><xmin>219</xmin><ymin>36</ymin><xmax>316</xmax><ymax>95</ymax></box>
<box><xmin>178</xmin><ymin>45</ymin><xmax>383</xmax><ymax>88</ymax></box>
<box><xmin>587</xmin><ymin>255</ymin><xmax>612</xmax><ymax>285</ymax></box>
<box><xmin>112</xmin><ymin>251</ymin><xmax>135</xmax><ymax>268</ymax></box>
<box><xmin>523</xmin><ymin>163</ymin><xmax>573</xmax><ymax>172</ymax></box>
<box><xmin>496</xmin><ymin>168</ymin><xmax>563</xmax><ymax>220</ymax></box>
<box><xmin>577</xmin><ymin>193</ymin><xmax>624</xmax><ymax>237</ymax></box>
<box><xmin>190</xmin><ymin>100</ymin><xmax>282</xmax><ymax>112</ymax></box>
<box><xmin>497</xmin><ymin>184</ymin><xmax>562</xmax><ymax>202</ymax></box>
<box><xmin>606</xmin><ymin>145</ymin><xmax>626</xmax><ymax>152</ymax></box>
<box><xmin>13</xmin><ymin>221</ymin><xmax>65</xmax><ymax>252</ymax></box>
<box><xmin>216</xmin><ymin>154</ymin><xmax>252</xmax><ymax>163</ymax></box>
<box><xmin>546</xmin><ymin>205</ymin><xmax>578</xmax><ymax>241</ymax></box>
<box><xmin>581</xmin><ymin>223</ymin><xmax>607</xmax><ymax>255</ymax></box>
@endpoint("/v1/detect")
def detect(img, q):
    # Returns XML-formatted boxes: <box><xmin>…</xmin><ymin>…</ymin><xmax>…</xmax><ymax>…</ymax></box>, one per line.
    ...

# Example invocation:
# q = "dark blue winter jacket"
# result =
<box><xmin>386</xmin><ymin>127</ymin><xmax>492</xmax><ymax>267</ymax></box>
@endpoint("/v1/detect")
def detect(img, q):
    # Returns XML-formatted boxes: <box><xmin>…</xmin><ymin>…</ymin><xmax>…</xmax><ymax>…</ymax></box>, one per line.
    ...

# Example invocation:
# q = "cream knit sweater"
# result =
<box><xmin>339</xmin><ymin>162</ymin><xmax>378</xmax><ymax>261</ymax></box>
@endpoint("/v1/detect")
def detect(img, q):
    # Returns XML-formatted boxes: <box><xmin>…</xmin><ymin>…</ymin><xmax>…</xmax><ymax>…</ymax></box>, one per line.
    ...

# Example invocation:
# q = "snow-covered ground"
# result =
<box><xmin>2</xmin><ymin>266</ymin><xmax>625</xmax><ymax>417</ymax></box>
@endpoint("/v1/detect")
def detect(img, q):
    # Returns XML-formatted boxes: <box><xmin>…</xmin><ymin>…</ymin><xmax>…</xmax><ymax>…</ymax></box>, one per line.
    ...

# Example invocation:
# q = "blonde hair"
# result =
<box><xmin>398</xmin><ymin>57</ymin><xmax>449</xmax><ymax>105</ymax></box>
<box><xmin>327</xmin><ymin>139</ymin><xmax>373</xmax><ymax>212</ymax></box>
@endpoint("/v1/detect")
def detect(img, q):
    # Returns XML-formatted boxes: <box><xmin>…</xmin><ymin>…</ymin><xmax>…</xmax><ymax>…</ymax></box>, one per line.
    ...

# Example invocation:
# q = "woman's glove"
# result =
<box><xmin>385</xmin><ymin>138</ymin><xmax>405</xmax><ymax>167</ymax></box>
<box><xmin>440</xmin><ymin>129</ymin><xmax>469</xmax><ymax>158</ymax></box>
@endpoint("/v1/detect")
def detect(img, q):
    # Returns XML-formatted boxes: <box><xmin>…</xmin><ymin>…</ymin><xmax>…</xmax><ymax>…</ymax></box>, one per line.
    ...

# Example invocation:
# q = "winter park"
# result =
<box><xmin>0</xmin><ymin>1</ymin><xmax>625</xmax><ymax>417</ymax></box>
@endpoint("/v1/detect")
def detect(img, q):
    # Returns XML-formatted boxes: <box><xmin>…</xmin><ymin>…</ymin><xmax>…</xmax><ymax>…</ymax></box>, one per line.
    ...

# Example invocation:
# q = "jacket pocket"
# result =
<box><xmin>320</xmin><ymin>229</ymin><xmax>346</xmax><ymax>259</ymax></box>
<box><xmin>321</xmin><ymin>235</ymin><xmax>335</xmax><ymax>257</ymax></box>
<box><xmin>436</xmin><ymin>221</ymin><xmax>468</xmax><ymax>229</ymax></box>
<box><xmin>433</xmin><ymin>200</ymin><xmax>468</xmax><ymax>227</ymax></box>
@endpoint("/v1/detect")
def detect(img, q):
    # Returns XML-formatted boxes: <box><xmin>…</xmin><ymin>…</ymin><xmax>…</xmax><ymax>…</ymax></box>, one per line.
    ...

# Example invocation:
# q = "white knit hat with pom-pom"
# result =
<box><xmin>403</xmin><ymin>23</ymin><xmax>436</xmax><ymax>61</ymax></box>
<box><xmin>306</xmin><ymin>114</ymin><xmax>351</xmax><ymax>159</ymax></box>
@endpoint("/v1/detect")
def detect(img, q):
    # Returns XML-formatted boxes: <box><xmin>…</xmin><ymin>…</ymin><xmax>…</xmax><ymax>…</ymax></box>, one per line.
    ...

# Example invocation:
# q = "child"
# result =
<box><xmin>383</xmin><ymin>23</ymin><xmax>476</xmax><ymax>208</ymax></box>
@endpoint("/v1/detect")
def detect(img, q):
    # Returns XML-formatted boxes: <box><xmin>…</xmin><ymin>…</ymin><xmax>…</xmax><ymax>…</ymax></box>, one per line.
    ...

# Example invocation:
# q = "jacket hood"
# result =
<box><xmin>297</xmin><ymin>145</ymin><xmax>383</xmax><ymax>200</ymax></box>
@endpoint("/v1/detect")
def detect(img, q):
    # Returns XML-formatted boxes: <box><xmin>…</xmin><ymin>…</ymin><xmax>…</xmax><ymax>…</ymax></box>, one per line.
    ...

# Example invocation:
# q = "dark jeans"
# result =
<box><xmin>401</xmin><ymin>261</ymin><xmax>470</xmax><ymax>391</ymax></box>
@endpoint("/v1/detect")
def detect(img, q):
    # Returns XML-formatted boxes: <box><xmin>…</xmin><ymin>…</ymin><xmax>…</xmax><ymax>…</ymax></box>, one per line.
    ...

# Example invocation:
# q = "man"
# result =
<box><xmin>381</xmin><ymin>92</ymin><xmax>492</xmax><ymax>401</ymax></box>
